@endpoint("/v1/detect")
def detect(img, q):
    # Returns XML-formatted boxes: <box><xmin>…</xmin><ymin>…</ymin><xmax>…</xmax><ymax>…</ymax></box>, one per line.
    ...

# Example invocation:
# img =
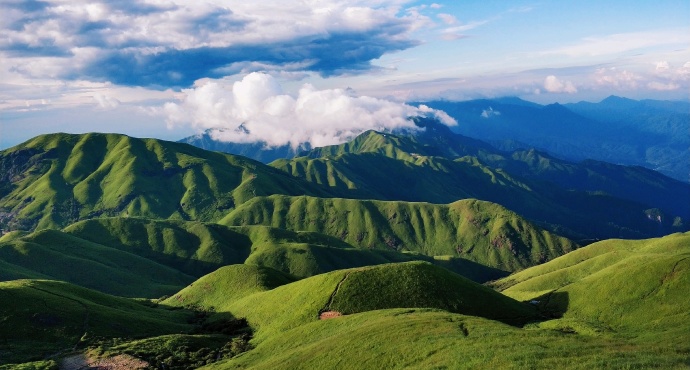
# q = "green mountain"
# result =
<box><xmin>0</xmin><ymin>133</ymin><xmax>331</xmax><ymax>231</ymax></box>
<box><xmin>0</xmin><ymin>217</ymin><xmax>509</xmax><ymax>298</ymax></box>
<box><xmin>494</xmin><ymin>232</ymin><xmax>690</xmax><ymax>338</ymax></box>
<box><xmin>220</xmin><ymin>195</ymin><xmax>577</xmax><ymax>273</ymax></box>
<box><xmin>195</xmin><ymin>260</ymin><xmax>687</xmax><ymax>369</ymax></box>
<box><xmin>273</xmin><ymin>127</ymin><xmax>688</xmax><ymax>239</ymax></box>
<box><xmin>2</xmin><ymin>130</ymin><xmax>689</xmax><ymax>368</ymax></box>
<box><xmin>171</xmin><ymin>262</ymin><xmax>539</xmax><ymax>334</ymax></box>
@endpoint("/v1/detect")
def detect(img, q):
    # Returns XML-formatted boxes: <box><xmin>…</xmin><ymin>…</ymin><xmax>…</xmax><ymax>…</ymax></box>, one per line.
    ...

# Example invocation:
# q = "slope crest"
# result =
<box><xmin>220</xmin><ymin>195</ymin><xmax>577</xmax><ymax>272</ymax></box>
<box><xmin>224</xmin><ymin>262</ymin><xmax>538</xmax><ymax>341</ymax></box>
<box><xmin>0</xmin><ymin>133</ymin><xmax>330</xmax><ymax>231</ymax></box>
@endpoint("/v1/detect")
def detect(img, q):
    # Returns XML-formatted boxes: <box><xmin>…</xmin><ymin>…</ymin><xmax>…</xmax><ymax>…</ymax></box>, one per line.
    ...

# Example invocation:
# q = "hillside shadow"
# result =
<box><xmin>532</xmin><ymin>291</ymin><xmax>569</xmax><ymax>319</ymax></box>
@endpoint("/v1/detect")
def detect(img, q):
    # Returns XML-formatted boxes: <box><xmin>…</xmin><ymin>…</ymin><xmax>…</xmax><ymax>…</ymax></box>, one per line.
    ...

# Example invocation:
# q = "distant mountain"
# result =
<box><xmin>179</xmin><ymin>128</ymin><xmax>308</xmax><ymax>163</ymax></box>
<box><xmin>420</xmin><ymin>96</ymin><xmax>690</xmax><ymax>182</ymax></box>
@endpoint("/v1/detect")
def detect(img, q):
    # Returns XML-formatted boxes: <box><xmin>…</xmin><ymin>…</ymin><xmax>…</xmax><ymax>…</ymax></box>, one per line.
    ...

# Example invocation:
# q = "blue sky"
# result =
<box><xmin>1</xmin><ymin>0</ymin><xmax>688</xmax><ymax>149</ymax></box>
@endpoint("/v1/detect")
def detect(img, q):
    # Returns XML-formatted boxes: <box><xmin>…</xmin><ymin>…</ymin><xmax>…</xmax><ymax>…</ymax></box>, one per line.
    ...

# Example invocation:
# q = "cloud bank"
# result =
<box><xmin>0</xmin><ymin>0</ymin><xmax>427</xmax><ymax>88</ymax></box>
<box><xmin>163</xmin><ymin>73</ymin><xmax>456</xmax><ymax>148</ymax></box>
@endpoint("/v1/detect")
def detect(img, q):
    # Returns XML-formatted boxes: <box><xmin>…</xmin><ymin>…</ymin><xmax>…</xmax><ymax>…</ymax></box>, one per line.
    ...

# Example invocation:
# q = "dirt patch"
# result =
<box><xmin>60</xmin><ymin>354</ymin><xmax>148</xmax><ymax>370</ymax></box>
<box><xmin>319</xmin><ymin>311</ymin><xmax>343</xmax><ymax>320</ymax></box>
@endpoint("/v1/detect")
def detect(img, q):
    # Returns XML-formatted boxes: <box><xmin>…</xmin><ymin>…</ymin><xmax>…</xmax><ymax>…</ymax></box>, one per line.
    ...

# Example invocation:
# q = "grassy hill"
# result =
<box><xmin>191</xmin><ymin>260</ymin><xmax>688</xmax><ymax>369</ymax></box>
<box><xmin>273</xmin><ymin>128</ymin><xmax>687</xmax><ymax>239</ymax></box>
<box><xmin>0</xmin><ymin>279</ymin><xmax>194</xmax><ymax>365</ymax></box>
<box><xmin>1</xmin><ymin>217</ymin><xmax>509</xmax><ymax>298</ymax></box>
<box><xmin>202</xmin><ymin>308</ymin><xmax>689</xmax><ymax>370</ymax></box>
<box><xmin>220</xmin><ymin>196</ymin><xmax>577</xmax><ymax>273</ymax></box>
<box><xmin>494</xmin><ymin>232</ymin><xmax>690</xmax><ymax>340</ymax></box>
<box><xmin>164</xmin><ymin>264</ymin><xmax>295</xmax><ymax>310</ymax></box>
<box><xmin>177</xmin><ymin>262</ymin><xmax>539</xmax><ymax>337</ymax></box>
<box><xmin>0</xmin><ymin>228</ymin><xmax>195</xmax><ymax>298</ymax></box>
<box><xmin>0</xmin><ymin>133</ymin><xmax>331</xmax><ymax>231</ymax></box>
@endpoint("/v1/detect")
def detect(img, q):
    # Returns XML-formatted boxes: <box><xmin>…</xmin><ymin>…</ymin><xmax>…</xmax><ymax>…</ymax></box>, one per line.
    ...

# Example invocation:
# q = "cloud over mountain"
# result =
<box><xmin>163</xmin><ymin>73</ymin><xmax>456</xmax><ymax>148</ymax></box>
<box><xmin>0</xmin><ymin>0</ymin><xmax>426</xmax><ymax>88</ymax></box>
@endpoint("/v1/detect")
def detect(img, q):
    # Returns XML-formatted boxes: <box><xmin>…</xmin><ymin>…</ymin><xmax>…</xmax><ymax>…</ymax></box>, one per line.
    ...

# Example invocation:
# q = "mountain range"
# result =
<box><xmin>420</xmin><ymin>96</ymin><xmax>689</xmax><ymax>182</ymax></box>
<box><xmin>1</xmin><ymin>104</ymin><xmax>689</xmax><ymax>369</ymax></box>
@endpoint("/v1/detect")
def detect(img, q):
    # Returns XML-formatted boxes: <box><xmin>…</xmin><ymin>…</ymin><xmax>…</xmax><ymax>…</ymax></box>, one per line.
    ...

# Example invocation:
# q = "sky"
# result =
<box><xmin>1</xmin><ymin>0</ymin><xmax>688</xmax><ymax>149</ymax></box>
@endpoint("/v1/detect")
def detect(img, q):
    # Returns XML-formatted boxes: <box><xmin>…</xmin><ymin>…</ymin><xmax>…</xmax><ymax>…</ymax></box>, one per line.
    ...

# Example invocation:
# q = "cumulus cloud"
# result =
<box><xmin>544</xmin><ymin>75</ymin><xmax>577</xmax><ymax>93</ymax></box>
<box><xmin>0</xmin><ymin>0</ymin><xmax>428</xmax><ymax>88</ymax></box>
<box><xmin>594</xmin><ymin>68</ymin><xmax>642</xmax><ymax>90</ymax></box>
<box><xmin>162</xmin><ymin>72</ymin><xmax>455</xmax><ymax>148</ymax></box>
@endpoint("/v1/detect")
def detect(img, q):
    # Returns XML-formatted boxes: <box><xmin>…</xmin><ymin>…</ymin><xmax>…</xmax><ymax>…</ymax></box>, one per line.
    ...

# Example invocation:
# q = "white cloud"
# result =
<box><xmin>437</xmin><ymin>13</ymin><xmax>458</xmax><ymax>25</ymax></box>
<box><xmin>1</xmin><ymin>0</ymin><xmax>430</xmax><ymax>86</ymax></box>
<box><xmin>647</xmin><ymin>81</ymin><xmax>680</xmax><ymax>91</ymax></box>
<box><xmin>544</xmin><ymin>75</ymin><xmax>577</xmax><ymax>93</ymax></box>
<box><xmin>542</xmin><ymin>29</ymin><xmax>689</xmax><ymax>57</ymax></box>
<box><xmin>594</xmin><ymin>68</ymin><xmax>642</xmax><ymax>89</ymax></box>
<box><xmin>655</xmin><ymin>61</ymin><xmax>671</xmax><ymax>72</ymax></box>
<box><xmin>162</xmin><ymin>73</ymin><xmax>455</xmax><ymax>148</ymax></box>
<box><xmin>93</xmin><ymin>94</ymin><xmax>120</xmax><ymax>109</ymax></box>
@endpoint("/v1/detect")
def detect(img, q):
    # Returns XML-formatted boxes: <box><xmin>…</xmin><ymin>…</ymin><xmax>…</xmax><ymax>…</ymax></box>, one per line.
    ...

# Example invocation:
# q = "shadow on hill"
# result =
<box><xmin>532</xmin><ymin>291</ymin><xmax>569</xmax><ymax>319</ymax></box>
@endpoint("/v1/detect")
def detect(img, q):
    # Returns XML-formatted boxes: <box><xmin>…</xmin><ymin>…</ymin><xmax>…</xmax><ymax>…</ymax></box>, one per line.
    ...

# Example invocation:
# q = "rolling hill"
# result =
<box><xmin>0</xmin><ymin>279</ymin><xmax>195</xmax><ymax>366</ymax></box>
<box><xmin>0</xmin><ymin>217</ymin><xmax>511</xmax><ymax>298</ymax></box>
<box><xmin>220</xmin><ymin>195</ymin><xmax>577</xmax><ymax>273</ymax></box>
<box><xmin>0</xmin><ymin>133</ymin><xmax>331</xmax><ymax>231</ymax></box>
<box><xmin>494</xmin><ymin>232</ymin><xmax>690</xmax><ymax>339</ymax></box>
<box><xmin>272</xmin><ymin>127</ymin><xmax>688</xmax><ymax>240</ymax></box>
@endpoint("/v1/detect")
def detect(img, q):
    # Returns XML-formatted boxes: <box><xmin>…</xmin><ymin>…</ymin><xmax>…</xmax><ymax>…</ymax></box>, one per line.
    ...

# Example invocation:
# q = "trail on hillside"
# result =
<box><xmin>319</xmin><ymin>271</ymin><xmax>352</xmax><ymax>319</ymax></box>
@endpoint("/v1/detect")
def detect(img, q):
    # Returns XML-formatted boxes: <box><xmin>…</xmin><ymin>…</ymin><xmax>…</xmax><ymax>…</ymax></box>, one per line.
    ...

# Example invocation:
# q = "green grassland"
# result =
<box><xmin>196</xmin><ymin>236</ymin><xmax>689</xmax><ymax>369</ymax></box>
<box><xmin>0</xmin><ymin>279</ymin><xmax>194</xmax><ymax>365</ymax></box>
<box><xmin>3</xmin><ymin>241</ymin><xmax>689</xmax><ymax>369</ymax></box>
<box><xmin>1</xmin><ymin>131</ymin><xmax>688</xmax><ymax>369</ymax></box>
<box><xmin>220</xmin><ymin>195</ymin><xmax>577</xmax><ymax>272</ymax></box>
<box><xmin>0</xmin><ymin>133</ymin><xmax>331</xmax><ymax>231</ymax></box>
<box><xmin>494</xmin><ymin>232</ymin><xmax>690</xmax><ymax>341</ymax></box>
<box><xmin>202</xmin><ymin>309</ymin><xmax>689</xmax><ymax>370</ymax></box>
<box><xmin>169</xmin><ymin>262</ymin><xmax>539</xmax><ymax>339</ymax></box>
<box><xmin>1</xmin><ymin>217</ymin><xmax>510</xmax><ymax>298</ymax></box>
<box><xmin>163</xmin><ymin>264</ymin><xmax>294</xmax><ymax>310</ymax></box>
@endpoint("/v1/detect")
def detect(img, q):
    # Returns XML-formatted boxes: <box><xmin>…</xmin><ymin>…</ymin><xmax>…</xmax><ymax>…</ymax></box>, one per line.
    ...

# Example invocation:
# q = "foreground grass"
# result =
<box><xmin>203</xmin><ymin>308</ymin><xmax>689</xmax><ymax>370</ymax></box>
<box><xmin>495</xmin><ymin>232</ymin><xmax>690</xmax><ymax>338</ymax></box>
<box><xmin>0</xmin><ymin>279</ymin><xmax>193</xmax><ymax>365</ymax></box>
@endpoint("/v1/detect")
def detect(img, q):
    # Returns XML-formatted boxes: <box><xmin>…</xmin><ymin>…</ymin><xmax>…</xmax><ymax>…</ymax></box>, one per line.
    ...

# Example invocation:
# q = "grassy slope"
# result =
<box><xmin>495</xmin><ymin>232</ymin><xmax>690</xmax><ymax>341</ymax></box>
<box><xmin>163</xmin><ymin>264</ymin><xmax>295</xmax><ymax>310</ymax></box>
<box><xmin>274</xmin><ymin>129</ymin><xmax>686</xmax><ymax>239</ymax></box>
<box><xmin>1</xmin><ymin>217</ymin><xmax>508</xmax><ymax>299</ymax></box>
<box><xmin>201</xmin><ymin>257</ymin><xmax>688</xmax><ymax>369</ymax></box>
<box><xmin>0</xmin><ymin>279</ymin><xmax>193</xmax><ymax>365</ymax></box>
<box><xmin>0</xmin><ymin>133</ymin><xmax>331</xmax><ymax>231</ymax></box>
<box><xmin>203</xmin><ymin>309</ymin><xmax>688</xmax><ymax>370</ymax></box>
<box><xmin>189</xmin><ymin>262</ymin><xmax>538</xmax><ymax>341</ymax></box>
<box><xmin>0</xmin><ymin>229</ymin><xmax>194</xmax><ymax>298</ymax></box>
<box><xmin>220</xmin><ymin>195</ymin><xmax>577</xmax><ymax>273</ymax></box>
